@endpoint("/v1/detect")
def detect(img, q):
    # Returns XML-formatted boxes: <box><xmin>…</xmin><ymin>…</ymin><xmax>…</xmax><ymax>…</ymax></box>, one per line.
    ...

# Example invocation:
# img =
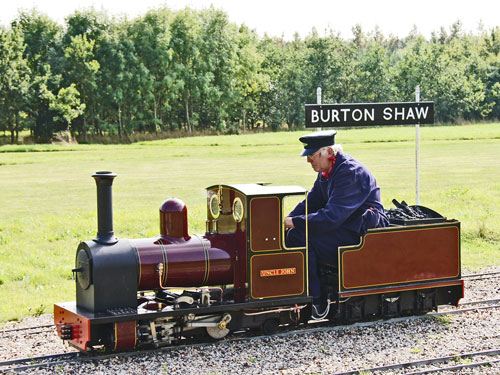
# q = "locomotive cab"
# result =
<box><xmin>205</xmin><ymin>184</ymin><xmax>310</xmax><ymax>302</ymax></box>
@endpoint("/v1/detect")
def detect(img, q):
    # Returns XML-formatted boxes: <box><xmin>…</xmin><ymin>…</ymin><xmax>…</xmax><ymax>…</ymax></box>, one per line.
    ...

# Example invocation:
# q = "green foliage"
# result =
<box><xmin>2</xmin><ymin>8</ymin><xmax>500</xmax><ymax>142</ymax></box>
<box><xmin>454</xmin><ymin>356</ymin><xmax>473</xmax><ymax>365</ymax></box>
<box><xmin>43</xmin><ymin>83</ymin><xmax>85</xmax><ymax>129</ymax></box>
<box><xmin>63</xmin><ymin>33</ymin><xmax>100</xmax><ymax>136</ymax></box>
<box><xmin>13</xmin><ymin>9</ymin><xmax>64</xmax><ymax>140</ymax></box>
<box><xmin>433</xmin><ymin>314</ymin><xmax>454</xmax><ymax>326</ymax></box>
<box><xmin>0</xmin><ymin>25</ymin><xmax>32</xmax><ymax>143</ymax></box>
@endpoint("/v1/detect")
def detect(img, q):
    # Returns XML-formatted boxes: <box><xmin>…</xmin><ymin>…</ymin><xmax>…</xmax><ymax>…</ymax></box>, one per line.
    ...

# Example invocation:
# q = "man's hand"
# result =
<box><xmin>284</xmin><ymin>216</ymin><xmax>295</xmax><ymax>228</ymax></box>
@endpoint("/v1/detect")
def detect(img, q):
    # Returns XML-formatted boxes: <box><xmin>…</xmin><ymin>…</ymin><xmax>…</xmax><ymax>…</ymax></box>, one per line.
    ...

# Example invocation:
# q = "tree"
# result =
<box><xmin>12</xmin><ymin>9</ymin><xmax>63</xmax><ymax>140</ymax></box>
<box><xmin>63</xmin><ymin>8</ymin><xmax>108</xmax><ymax>45</ymax></box>
<box><xmin>168</xmin><ymin>8</ymin><xmax>201</xmax><ymax>132</ymax></box>
<box><xmin>353</xmin><ymin>40</ymin><xmax>395</xmax><ymax>102</ymax></box>
<box><xmin>128</xmin><ymin>8</ymin><xmax>173</xmax><ymax>132</ymax></box>
<box><xmin>62</xmin><ymin>34</ymin><xmax>100</xmax><ymax>136</ymax></box>
<box><xmin>278</xmin><ymin>35</ymin><xmax>309</xmax><ymax>128</ymax></box>
<box><xmin>256</xmin><ymin>35</ymin><xmax>287</xmax><ymax>130</ymax></box>
<box><xmin>197</xmin><ymin>7</ymin><xmax>237</xmax><ymax>131</ymax></box>
<box><xmin>304</xmin><ymin>31</ymin><xmax>356</xmax><ymax>104</ymax></box>
<box><xmin>62</xmin><ymin>9</ymin><xmax>110</xmax><ymax>137</ymax></box>
<box><xmin>231</xmin><ymin>24</ymin><xmax>267</xmax><ymax>131</ymax></box>
<box><xmin>42</xmin><ymin>83</ymin><xmax>85</xmax><ymax>133</ymax></box>
<box><xmin>0</xmin><ymin>25</ymin><xmax>31</xmax><ymax>143</ymax></box>
<box><xmin>97</xmin><ymin>22</ymin><xmax>151</xmax><ymax>137</ymax></box>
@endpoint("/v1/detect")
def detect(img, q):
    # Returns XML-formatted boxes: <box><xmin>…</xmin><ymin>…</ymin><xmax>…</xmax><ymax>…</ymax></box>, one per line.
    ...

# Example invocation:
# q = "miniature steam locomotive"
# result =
<box><xmin>54</xmin><ymin>172</ymin><xmax>464</xmax><ymax>352</ymax></box>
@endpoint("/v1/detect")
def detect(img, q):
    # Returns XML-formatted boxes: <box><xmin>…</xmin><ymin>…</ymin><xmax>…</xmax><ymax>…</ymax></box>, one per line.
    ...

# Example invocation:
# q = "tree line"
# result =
<box><xmin>1</xmin><ymin>6</ymin><xmax>500</xmax><ymax>143</ymax></box>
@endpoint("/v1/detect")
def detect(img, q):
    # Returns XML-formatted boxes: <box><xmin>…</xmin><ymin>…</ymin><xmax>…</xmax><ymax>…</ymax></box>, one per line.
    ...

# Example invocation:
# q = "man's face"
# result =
<box><xmin>306</xmin><ymin>147</ymin><xmax>332</xmax><ymax>173</ymax></box>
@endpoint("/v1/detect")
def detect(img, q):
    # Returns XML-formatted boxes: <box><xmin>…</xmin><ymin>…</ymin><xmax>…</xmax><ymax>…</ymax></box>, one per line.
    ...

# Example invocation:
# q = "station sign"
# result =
<box><xmin>305</xmin><ymin>101</ymin><xmax>434</xmax><ymax>128</ymax></box>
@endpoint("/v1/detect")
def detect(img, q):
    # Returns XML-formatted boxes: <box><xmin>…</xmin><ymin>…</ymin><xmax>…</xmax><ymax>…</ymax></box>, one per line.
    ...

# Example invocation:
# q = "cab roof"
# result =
<box><xmin>206</xmin><ymin>183</ymin><xmax>307</xmax><ymax>197</ymax></box>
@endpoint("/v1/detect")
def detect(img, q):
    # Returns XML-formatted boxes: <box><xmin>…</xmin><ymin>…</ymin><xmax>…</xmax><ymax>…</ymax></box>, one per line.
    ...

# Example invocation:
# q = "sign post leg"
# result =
<box><xmin>316</xmin><ymin>87</ymin><xmax>322</xmax><ymax>131</ymax></box>
<box><xmin>415</xmin><ymin>85</ymin><xmax>421</xmax><ymax>205</ymax></box>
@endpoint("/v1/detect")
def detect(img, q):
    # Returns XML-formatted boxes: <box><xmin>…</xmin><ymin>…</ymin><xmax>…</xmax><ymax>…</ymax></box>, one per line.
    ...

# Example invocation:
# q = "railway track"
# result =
<box><xmin>331</xmin><ymin>349</ymin><xmax>500</xmax><ymax>375</ymax></box>
<box><xmin>0</xmin><ymin>324</ymin><xmax>53</xmax><ymax>334</ymax></box>
<box><xmin>0</xmin><ymin>353</ymin><xmax>81</xmax><ymax>374</ymax></box>
<box><xmin>459</xmin><ymin>297</ymin><xmax>500</xmax><ymax>307</ymax></box>
<box><xmin>1</xmin><ymin>297</ymin><xmax>499</xmax><ymax>374</ymax></box>
<box><xmin>0</xmin><ymin>324</ymin><xmax>55</xmax><ymax>339</ymax></box>
<box><xmin>461</xmin><ymin>270</ymin><xmax>500</xmax><ymax>280</ymax></box>
<box><xmin>0</xmin><ymin>272</ymin><xmax>497</xmax><ymax>373</ymax></box>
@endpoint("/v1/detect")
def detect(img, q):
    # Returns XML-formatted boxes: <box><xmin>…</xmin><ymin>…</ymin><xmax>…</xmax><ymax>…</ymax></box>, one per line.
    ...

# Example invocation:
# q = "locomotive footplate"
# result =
<box><xmin>55</xmin><ymin>296</ymin><xmax>312</xmax><ymax>351</ymax></box>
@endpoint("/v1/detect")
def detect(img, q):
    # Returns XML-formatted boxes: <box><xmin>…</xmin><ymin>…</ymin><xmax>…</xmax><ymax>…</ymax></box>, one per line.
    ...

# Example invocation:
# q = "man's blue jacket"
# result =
<box><xmin>288</xmin><ymin>151</ymin><xmax>389</xmax><ymax>258</ymax></box>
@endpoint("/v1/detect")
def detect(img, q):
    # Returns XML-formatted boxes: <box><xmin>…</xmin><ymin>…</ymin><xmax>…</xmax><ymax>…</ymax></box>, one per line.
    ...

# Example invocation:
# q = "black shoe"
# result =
<box><xmin>312</xmin><ymin>298</ymin><xmax>330</xmax><ymax>320</ymax></box>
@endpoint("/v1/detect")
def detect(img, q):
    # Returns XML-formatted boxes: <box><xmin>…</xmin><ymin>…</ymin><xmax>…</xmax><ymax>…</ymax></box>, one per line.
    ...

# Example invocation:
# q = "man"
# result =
<box><xmin>284</xmin><ymin>130</ymin><xmax>389</xmax><ymax>318</ymax></box>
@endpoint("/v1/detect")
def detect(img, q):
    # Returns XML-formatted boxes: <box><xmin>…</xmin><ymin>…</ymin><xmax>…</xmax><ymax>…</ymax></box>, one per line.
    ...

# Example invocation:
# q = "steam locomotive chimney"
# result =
<box><xmin>92</xmin><ymin>171</ymin><xmax>118</xmax><ymax>245</ymax></box>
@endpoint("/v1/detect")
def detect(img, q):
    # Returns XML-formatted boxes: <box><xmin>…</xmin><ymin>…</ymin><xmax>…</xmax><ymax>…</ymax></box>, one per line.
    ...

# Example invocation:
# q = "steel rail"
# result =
<box><xmin>0</xmin><ymin>324</ymin><xmax>54</xmax><ymax>335</ymax></box>
<box><xmin>459</xmin><ymin>297</ymin><xmax>500</xmax><ymax>307</ymax></box>
<box><xmin>1</xmin><ymin>329</ymin><xmax>56</xmax><ymax>340</ymax></box>
<box><xmin>462</xmin><ymin>270</ymin><xmax>500</xmax><ymax>279</ymax></box>
<box><xmin>329</xmin><ymin>349</ymin><xmax>500</xmax><ymax>375</ymax></box>
<box><xmin>0</xmin><ymin>353</ymin><xmax>80</xmax><ymax>374</ymax></box>
<box><xmin>406</xmin><ymin>359</ymin><xmax>500</xmax><ymax>375</ymax></box>
<box><xmin>438</xmin><ymin>303</ymin><xmax>500</xmax><ymax>316</ymax></box>
<box><xmin>0</xmin><ymin>325</ymin><xmax>57</xmax><ymax>341</ymax></box>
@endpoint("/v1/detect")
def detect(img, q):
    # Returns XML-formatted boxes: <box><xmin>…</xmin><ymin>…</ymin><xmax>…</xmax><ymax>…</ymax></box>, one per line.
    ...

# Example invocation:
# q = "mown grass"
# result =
<box><xmin>0</xmin><ymin>123</ymin><xmax>499</xmax><ymax>321</ymax></box>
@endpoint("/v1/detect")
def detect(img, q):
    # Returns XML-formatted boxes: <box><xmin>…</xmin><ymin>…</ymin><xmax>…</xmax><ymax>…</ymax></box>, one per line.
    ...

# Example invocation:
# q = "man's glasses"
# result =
<box><xmin>307</xmin><ymin>148</ymin><xmax>323</xmax><ymax>161</ymax></box>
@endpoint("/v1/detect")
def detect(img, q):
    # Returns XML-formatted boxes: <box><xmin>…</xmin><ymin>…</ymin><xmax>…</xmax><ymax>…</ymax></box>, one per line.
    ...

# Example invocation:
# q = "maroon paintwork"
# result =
<box><xmin>133</xmin><ymin>197</ymin><xmax>237</xmax><ymax>290</ymax></box>
<box><xmin>250</xmin><ymin>252</ymin><xmax>305</xmax><ymax>299</ymax></box>
<box><xmin>114</xmin><ymin>321</ymin><xmax>136</xmax><ymax>350</ymax></box>
<box><xmin>250</xmin><ymin>197</ymin><xmax>280</xmax><ymax>251</ymax></box>
<box><xmin>340</xmin><ymin>222</ymin><xmax>460</xmax><ymax>291</ymax></box>
<box><xmin>160</xmin><ymin>198</ymin><xmax>189</xmax><ymax>239</ymax></box>
<box><xmin>135</xmin><ymin>236</ymin><xmax>232</xmax><ymax>290</ymax></box>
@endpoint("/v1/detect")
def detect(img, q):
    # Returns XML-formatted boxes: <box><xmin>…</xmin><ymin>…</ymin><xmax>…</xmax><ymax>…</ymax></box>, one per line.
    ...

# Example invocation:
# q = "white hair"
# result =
<box><xmin>320</xmin><ymin>144</ymin><xmax>343</xmax><ymax>156</ymax></box>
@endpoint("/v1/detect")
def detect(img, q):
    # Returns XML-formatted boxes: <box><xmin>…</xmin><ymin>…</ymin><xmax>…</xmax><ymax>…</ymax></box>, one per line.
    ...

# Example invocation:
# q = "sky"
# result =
<box><xmin>1</xmin><ymin>0</ymin><xmax>500</xmax><ymax>40</ymax></box>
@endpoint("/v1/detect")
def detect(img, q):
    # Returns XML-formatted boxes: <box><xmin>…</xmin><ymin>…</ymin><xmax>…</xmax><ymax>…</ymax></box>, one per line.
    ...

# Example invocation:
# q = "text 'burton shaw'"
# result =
<box><xmin>305</xmin><ymin>102</ymin><xmax>434</xmax><ymax>128</ymax></box>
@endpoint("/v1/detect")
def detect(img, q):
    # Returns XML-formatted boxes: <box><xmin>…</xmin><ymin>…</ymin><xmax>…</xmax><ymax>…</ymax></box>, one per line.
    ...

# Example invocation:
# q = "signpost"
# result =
<box><xmin>305</xmin><ymin>101</ymin><xmax>434</xmax><ymax>128</ymax></box>
<box><xmin>305</xmin><ymin>91</ymin><xmax>435</xmax><ymax>205</ymax></box>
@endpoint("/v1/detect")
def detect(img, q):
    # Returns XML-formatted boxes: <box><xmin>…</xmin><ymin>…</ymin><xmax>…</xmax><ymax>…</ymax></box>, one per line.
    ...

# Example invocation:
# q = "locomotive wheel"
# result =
<box><xmin>206</xmin><ymin>326</ymin><xmax>230</xmax><ymax>340</ymax></box>
<box><xmin>261</xmin><ymin>318</ymin><xmax>279</xmax><ymax>335</ymax></box>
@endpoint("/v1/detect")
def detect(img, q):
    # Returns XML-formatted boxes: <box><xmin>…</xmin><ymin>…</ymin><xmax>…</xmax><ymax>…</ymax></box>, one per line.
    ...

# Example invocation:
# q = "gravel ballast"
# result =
<box><xmin>1</xmin><ymin>266</ymin><xmax>499</xmax><ymax>374</ymax></box>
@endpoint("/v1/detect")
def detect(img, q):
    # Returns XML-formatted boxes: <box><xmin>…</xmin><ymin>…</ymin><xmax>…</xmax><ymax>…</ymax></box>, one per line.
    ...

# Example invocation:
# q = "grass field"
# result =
<box><xmin>0</xmin><ymin>123</ymin><xmax>499</xmax><ymax>322</ymax></box>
